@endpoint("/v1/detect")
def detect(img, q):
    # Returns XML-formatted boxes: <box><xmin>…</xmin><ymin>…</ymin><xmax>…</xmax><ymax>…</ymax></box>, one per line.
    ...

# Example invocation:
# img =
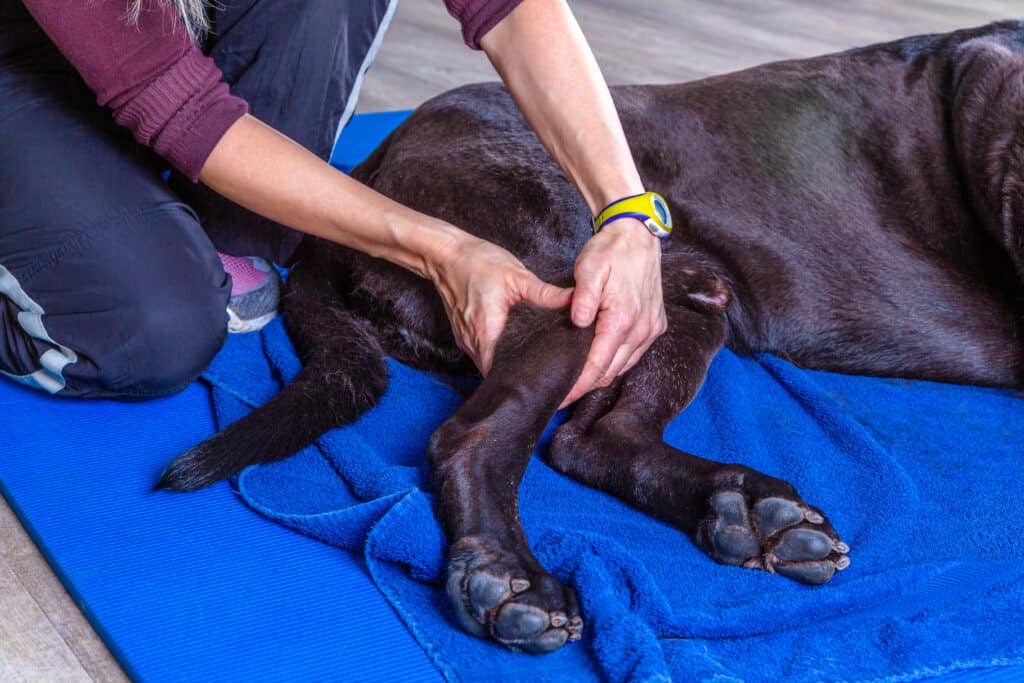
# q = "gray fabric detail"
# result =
<box><xmin>330</xmin><ymin>0</ymin><xmax>401</xmax><ymax>154</ymax></box>
<box><xmin>0</xmin><ymin>265</ymin><xmax>42</xmax><ymax>314</ymax></box>
<box><xmin>3</xmin><ymin>366</ymin><xmax>65</xmax><ymax>393</ymax></box>
<box><xmin>0</xmin><ymin>263</ymin><xmax>78</xmax><ymax>394</ymax></box>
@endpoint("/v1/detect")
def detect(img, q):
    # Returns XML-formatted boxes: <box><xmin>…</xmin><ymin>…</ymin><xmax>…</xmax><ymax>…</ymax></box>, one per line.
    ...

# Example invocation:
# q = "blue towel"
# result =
<box><xmin>203</xmin><ymin>316</ymin><xmax>1024</xmax><ymax>682</ymax></box>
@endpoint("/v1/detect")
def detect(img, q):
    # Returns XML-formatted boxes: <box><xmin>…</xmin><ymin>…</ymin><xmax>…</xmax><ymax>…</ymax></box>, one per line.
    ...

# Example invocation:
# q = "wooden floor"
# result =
<box><xmin>2</xmin><ymin>1</ymin><xmax>1016</xmax><ymax>680</ymax></box>
<box><xmin>356</xmin><ymin>0</ymin><xmax>1017</xmax><ymax>111</ymax></box>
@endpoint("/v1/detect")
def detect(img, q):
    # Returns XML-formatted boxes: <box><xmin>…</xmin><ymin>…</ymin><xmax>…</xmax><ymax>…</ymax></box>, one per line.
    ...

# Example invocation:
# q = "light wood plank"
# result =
<box><xmin>0</xmin><ymin>500</ymin><xmax>127</xmax><ymax>683</ymax></box>
<box><xmin>0</xmin><ymin>545</ymin><xmax>92</xmax><ymax>682</ymax></box>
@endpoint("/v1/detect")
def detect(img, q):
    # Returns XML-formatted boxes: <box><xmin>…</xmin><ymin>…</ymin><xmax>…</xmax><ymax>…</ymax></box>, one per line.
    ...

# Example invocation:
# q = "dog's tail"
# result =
<box><xmin>156</xmin><ymin>350</ymin><xmax>386</xmax><ymax>492</ymax></box>
<box><xmin>156</xmin><ymin>264</ymin><xmax>388</xmax><ymax>492</ymax></box>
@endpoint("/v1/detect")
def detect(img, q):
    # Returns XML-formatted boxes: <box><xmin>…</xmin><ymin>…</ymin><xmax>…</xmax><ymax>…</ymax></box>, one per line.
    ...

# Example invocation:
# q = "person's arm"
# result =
<box><xmin>479</xmin><ymin>0</ymin><xmax>668</xmax><ymax>407</ymax></box>
<box><xmin>21</xmin><ymin>0</ymin><xmax>247</xmax><ymax>183</ymax></box>
<box><xmin>22</xmin><ymin>0</ymin><xmax>564</xmax><ymax>373</ymax></box>
<box><xmin>199</xmin><ymin>114</ymin><xmax>571</xmax><ymax>372</ymax></box>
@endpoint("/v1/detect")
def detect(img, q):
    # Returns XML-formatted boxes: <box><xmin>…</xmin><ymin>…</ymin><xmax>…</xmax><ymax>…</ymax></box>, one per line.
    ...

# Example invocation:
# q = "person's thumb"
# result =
<box><xmin>521</xmin><ymin>276</ymin><xmax>573</xmax><ymax>309</ymax></box>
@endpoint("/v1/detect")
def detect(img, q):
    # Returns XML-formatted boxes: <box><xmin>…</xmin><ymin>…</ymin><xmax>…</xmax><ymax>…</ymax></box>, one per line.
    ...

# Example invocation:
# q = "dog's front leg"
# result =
<box><xmin>427</xmin><ymin>306</ymin><xmax>591</xmax><ymax>653</ymax></box>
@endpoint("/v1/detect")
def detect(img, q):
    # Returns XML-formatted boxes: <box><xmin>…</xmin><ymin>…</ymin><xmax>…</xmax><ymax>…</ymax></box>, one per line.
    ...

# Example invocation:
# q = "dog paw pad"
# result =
<box><xmin>776</xmin><ymin>560</ymin><xmax>837</xmax><ymax>585</ymax></box>
<box><xmin>754</xmin><ymin>497</ymin><xmax>805</xmax><ymax>537</ymax></box>
<box><xmin>773</xmin><ymin>527</ymin><xmax>834</xmax><ymax>561</ymax></box>
<box><xmin>446</xmin><ymin>536</ymin><xmax>582</xmax><ymax>653</ymax></box>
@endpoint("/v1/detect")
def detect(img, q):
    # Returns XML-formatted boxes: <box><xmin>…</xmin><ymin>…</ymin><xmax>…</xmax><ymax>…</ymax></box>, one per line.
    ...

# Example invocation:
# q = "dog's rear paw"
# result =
<box><xmin>155</xmin><ymin>441</ymin><xmax>230</xmax><ymax>492</ymax></box>
<box><xmin>695</xmin><ymin>474</ymin><xmax>850</xmax><ymax>585</ymax></box>
<box><xmin>446</xmin><ymin>536</ymin><xmax>582</xmax><ymax>653</ymax></box>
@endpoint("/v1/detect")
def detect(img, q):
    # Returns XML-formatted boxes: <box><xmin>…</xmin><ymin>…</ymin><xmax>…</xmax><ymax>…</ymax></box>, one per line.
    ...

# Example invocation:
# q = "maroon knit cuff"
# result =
<box><xmin>169</xmin><ymin>90</ymin><xmax>249</xmax><ymax>183</ymax></box>
<box><xmin>445</xmin><ymin>0</ymin><xmax>525</xmax><ymax>49</ymax></box>
<box><xmin>113</xmin><ymin>48</ymin><xmax>248</xmax><ymax>182</ymax></box>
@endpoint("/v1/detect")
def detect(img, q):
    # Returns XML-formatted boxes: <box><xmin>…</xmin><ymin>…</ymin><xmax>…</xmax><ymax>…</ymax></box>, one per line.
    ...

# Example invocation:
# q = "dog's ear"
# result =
<box><xmin>951</xmin><ymin>34</ymin><xmax>1024</xmax><ymax>277</ymax></box>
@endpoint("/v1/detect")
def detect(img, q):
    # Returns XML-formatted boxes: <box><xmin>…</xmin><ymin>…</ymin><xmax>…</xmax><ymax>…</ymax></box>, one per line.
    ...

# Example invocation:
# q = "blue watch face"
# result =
<box><xmin>652</xmin><ymin>196</ymin><xmax>670</xmax><ymax>226</ymax></box>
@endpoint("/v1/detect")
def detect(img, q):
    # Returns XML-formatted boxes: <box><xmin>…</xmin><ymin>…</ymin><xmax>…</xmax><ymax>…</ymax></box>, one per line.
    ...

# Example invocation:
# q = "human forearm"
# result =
<box><xmin>481</xmin><ymin>0</ymin><xmax>666</xmax><ymax>404</ymax></box>
<box><xmin>479</xmin><ymin>0</ymin><xmax>645</xmax><ymax>213</ymax></box>
<box><xmin>199</xmin><ymin>114</ymin><xmax>463</xmax><ymax>280</ymax></box>
<box><xmin>200</xmin><ymin>113</ymin><xmax>570</xmax><ymax>373</ymax></box>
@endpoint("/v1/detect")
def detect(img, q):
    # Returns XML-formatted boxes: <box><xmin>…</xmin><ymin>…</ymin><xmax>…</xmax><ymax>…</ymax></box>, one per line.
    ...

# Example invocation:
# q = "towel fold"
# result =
<box><xmin>204</xmin><ymin>313</ymin><xmax>1024</xmax><ymax>682</ymax></box>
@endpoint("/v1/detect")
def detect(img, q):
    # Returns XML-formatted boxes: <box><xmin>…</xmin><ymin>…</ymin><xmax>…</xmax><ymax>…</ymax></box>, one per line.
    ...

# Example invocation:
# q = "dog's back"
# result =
<box><xmin>340</xmin><ymin>21</ymin><xmax>1024</xmax><ymax>388</ymax></box>
<box><xmin>161</xmin><ymin>22</ymin><xmax>1024</xmax><ymax>495</ymax></box>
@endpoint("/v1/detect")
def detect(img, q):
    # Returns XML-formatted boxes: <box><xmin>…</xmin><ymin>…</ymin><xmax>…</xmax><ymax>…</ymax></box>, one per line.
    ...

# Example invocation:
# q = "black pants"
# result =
<box><xmin>0</xmin><ymin>0</ymin><xmax>393</xmax><ymax>399</ymax></box>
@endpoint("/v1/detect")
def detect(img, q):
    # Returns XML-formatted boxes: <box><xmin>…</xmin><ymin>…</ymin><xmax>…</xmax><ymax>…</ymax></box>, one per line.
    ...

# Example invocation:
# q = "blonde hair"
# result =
<box><xmin>128</xmin><ymin>0</ymin><xmax>210</xmax><ymax>42</ymax></box>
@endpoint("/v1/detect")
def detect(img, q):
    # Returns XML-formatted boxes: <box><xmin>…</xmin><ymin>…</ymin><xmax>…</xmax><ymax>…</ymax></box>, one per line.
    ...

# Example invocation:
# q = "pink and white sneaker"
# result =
<box><xmin>218</xmin><ymin>253</ymin><xmax>281</xmax><ymax>334</ymax></box>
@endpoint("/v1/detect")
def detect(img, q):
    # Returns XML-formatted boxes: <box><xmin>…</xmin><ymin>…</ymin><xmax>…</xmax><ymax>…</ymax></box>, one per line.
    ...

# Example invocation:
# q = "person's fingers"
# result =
<box><xmin>598</xmin><ymin>314</ymin><xmax>651</xmax><ymax>384</ymax></box>
<box><xmin>519</xmin><ymin>275</ymin><xmax>573</xmax><ymax>309</ymax></box>
<box><xmin>614</xmin><ymin>310</ymin><xmax>664</xmax><ymax>376</ymax></box>
<box><xmin>621</xmin><ymin>341</ymin><xmax>648</xmax><ymax>376</ymax></box>
<box><xmin>570</xmin><ymin>261</ymin><xmax>609</xmax><ymax>327</ymax></box>
<box><xmin>477</xmin><ymin>343</ymin><xmax>494</xmax><ymax>376</ymax></box>
<box><xmin>477</xmin><ymin>308</ymin><xmax>509</xmax><ymax>376</ymax></box>
<box><xmin>559</xmin><ymin>309</ymin><xmax>629</xmax><ymax>408</ymax></box>
<box><xmin>455</xmin><ymin>324</ymin><xmax>480</xmax><ymax>369</ymax></box>
<box><xmin>598</xmin><ymin>342</ymin><xmax>634</xmax><ymax>387</ymax></box>
<box><xmin>559</xmin><ymin>361</ymin><xmax>601</xmax><ymax>409</ymax></box>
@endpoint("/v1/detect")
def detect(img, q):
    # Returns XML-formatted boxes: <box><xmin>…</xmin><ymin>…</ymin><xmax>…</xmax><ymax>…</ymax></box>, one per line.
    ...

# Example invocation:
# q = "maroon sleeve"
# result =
<box><xmin>444</xmin><ymin>0</ymin><xmax>526</xmax><ymax>49</ymax></box>
<box><xmin>21</xmin><ymin>0</ymin><xmax>248</xmax><ymax>182</ymax></box>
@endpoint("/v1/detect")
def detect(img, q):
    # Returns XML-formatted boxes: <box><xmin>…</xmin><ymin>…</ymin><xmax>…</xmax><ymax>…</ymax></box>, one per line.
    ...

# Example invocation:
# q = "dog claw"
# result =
<box><xmin>834</xmin><ymin>541</ymin><xmax>850</xmax><ymax>554</ymax></box>
<box><xmin>550</xmin><ymin>611</ymin><xmax>568</xmax><ymax>628</ymax></box>
<box><xmin>804</xmin><ymin>509</ymin><xmax>825</xmax><ymax>524</ymax></box>
<box><xmin>511</xmin><ymin>578</ymin><xmax>531</xmax><ymax>594</ymax></box>
<box><xmin>836</xmin><ymin>555</ymin><xmax>851</xmax><ymax>570</ymax></box>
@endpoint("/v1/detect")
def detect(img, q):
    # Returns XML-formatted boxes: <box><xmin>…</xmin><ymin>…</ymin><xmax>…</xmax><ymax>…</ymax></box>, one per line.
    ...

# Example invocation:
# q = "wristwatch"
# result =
<box><xmin>592</xmin><ymin>191</ymin><xmax>673</xmax><ymax>239</ymax></box>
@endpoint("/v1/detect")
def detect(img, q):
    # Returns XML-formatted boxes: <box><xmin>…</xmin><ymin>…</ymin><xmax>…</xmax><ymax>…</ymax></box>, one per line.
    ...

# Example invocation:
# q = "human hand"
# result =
<box><xmin>560</xmin><ymin>219</ymin><xmax>667</xmax><ymax>407</ymax></box>
<box><xmin>432</xmin><ymin>234</ymin><xmax>573</xmax><ymax>375</ymax></box>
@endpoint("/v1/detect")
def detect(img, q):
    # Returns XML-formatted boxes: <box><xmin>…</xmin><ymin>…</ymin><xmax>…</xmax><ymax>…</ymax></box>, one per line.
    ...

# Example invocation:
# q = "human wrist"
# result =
<box><xmin>366</xmin><ymin>208</ymin><xmax>470</xmax><ymax>283</ymax></box>
<box><xmin>590</xmin><ymin>180</ymin><xmax>645</xmax><ymax>214</ymax></box>
<box><xmin>599</xmin><ymin>217</ymin><xmax>661</xmax><ymax>249</ymax></box>
<box><xmin>417</xmin><ymin>219</ymin><xmax>477</xmax><ymax>285</ymax></box>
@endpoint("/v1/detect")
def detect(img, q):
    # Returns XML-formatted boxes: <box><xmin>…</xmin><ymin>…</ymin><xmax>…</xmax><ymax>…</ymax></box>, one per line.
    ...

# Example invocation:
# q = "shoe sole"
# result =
<box><xmin>227</xmin><ymin>308</ymin><xmax>278</xmax><ymax>334</ymax></box>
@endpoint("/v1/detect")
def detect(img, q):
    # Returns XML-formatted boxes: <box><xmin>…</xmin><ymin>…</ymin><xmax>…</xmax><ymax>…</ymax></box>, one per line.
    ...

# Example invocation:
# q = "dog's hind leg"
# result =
<box><xmin>156</xmin><ymin>258</ymin><xmax>388</xmax><ymax>492</ymax></box>
<box><xmin>547</xmin><ymin>304</ymin><xmax>851</xmax><ymax>585</ymax></box>
<box><xmin>428</xmin><ymin>306</ymin><xmax>593</xmax><ymax>653</ymax></box>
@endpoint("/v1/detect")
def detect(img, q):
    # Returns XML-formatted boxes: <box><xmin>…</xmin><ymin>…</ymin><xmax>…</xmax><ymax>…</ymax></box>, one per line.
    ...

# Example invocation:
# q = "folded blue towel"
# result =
<box><xmin>203</xmin><ymin>316</ymin><xmax>1024</xmax><ymax>682</ymax></box>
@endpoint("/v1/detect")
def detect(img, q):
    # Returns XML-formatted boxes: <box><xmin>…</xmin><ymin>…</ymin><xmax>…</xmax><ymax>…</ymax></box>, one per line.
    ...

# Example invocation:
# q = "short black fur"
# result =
<box><xmin>159</xmin><ymin>23</ymin><xmax>1024</xmax><ymax>653</ymax></box>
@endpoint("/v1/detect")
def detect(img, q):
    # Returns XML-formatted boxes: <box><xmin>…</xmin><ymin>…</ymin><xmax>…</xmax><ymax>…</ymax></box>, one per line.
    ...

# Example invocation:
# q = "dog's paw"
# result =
<box><xmin>695</xmin><ymin>474</ymin><xmax>850</xmax><ymax>585</ymax></box>
<box><xmin>446</xmin><ymin>536</ymin><xmax>582</xmax><ymax>653</ymax></box>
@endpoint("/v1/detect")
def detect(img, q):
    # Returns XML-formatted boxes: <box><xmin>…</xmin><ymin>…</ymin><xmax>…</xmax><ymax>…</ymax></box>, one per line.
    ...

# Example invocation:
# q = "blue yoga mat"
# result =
<box><xmin>3</xmin><ymin>108</ymin><xmax>1024</xmax><ymax>682</ymax></box>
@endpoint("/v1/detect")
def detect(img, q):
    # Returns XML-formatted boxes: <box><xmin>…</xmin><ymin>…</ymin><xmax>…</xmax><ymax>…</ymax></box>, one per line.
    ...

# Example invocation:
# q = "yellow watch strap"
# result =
<box><xmin>592</xmin><ymin>191</ymin><xmax>673</xmax><ymax>239</ymax></box>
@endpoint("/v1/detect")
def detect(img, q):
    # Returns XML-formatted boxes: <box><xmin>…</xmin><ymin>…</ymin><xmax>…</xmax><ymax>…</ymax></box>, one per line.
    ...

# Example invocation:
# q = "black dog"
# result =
<box><xmin>159</xmin><ymin>22</ymin><xmax>1024</xmax><ymax>654</ymax></box>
